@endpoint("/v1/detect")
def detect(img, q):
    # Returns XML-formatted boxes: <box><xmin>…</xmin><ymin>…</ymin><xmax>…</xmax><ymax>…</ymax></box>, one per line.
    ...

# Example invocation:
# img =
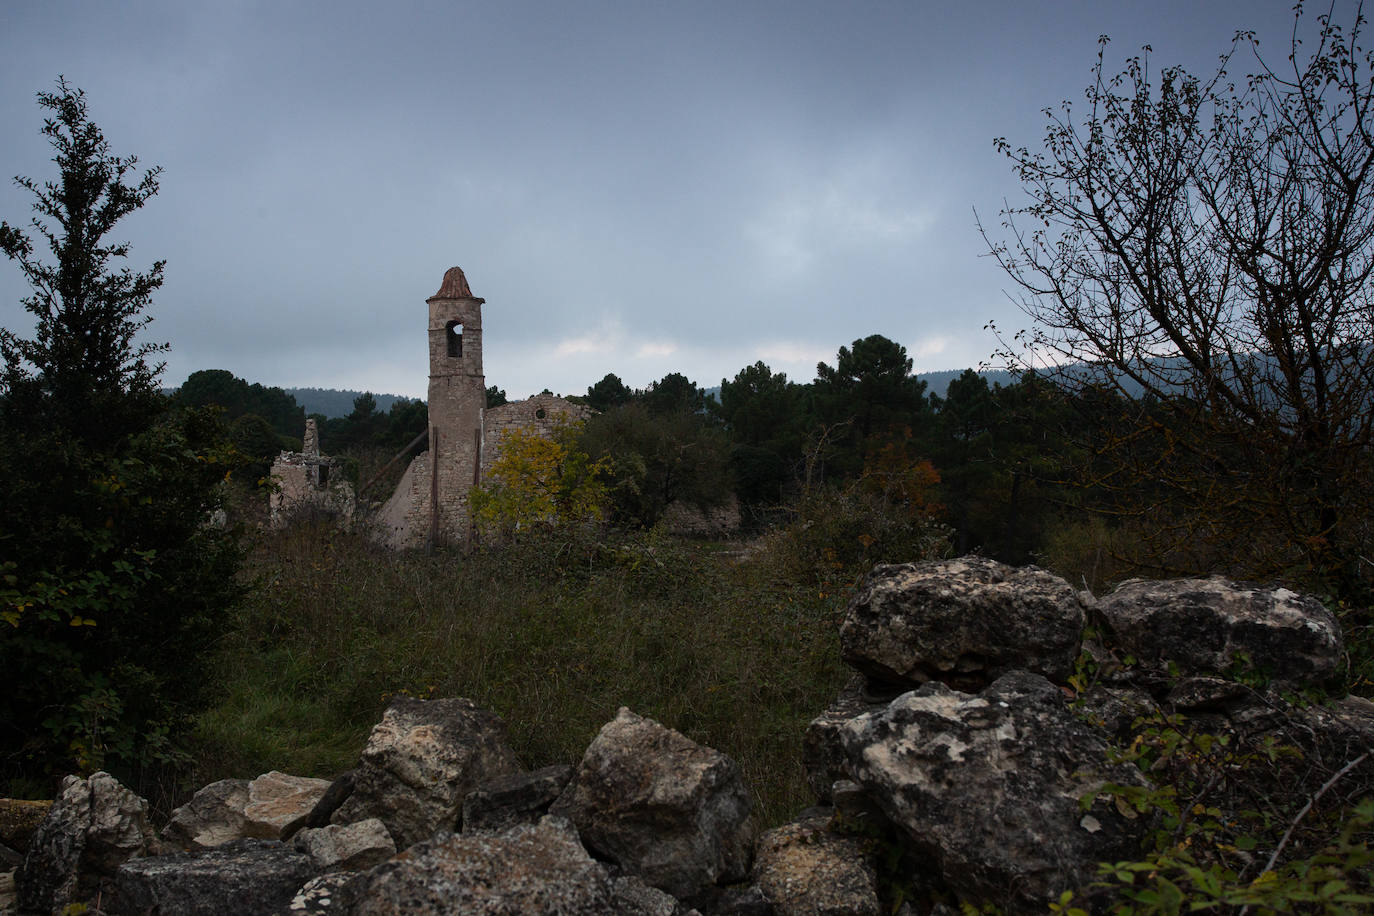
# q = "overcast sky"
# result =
<box><xmin>0</xmin><ymin>1</ymin><xmax>1334</xmax><ymax>401</ymax></box>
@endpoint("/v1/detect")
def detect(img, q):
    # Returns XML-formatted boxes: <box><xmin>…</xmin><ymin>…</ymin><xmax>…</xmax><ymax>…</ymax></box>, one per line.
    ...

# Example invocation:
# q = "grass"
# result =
<box><xmin>191</xmin><ymin>520</ymin><xmax>856</xmax><ymax>827</ymax></box>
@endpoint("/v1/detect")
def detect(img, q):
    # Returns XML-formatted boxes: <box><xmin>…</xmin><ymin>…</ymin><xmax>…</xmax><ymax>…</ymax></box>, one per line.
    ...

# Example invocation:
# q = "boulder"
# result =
<box><xmin>293</xmin><ymin>818</ymin><xmax>396</xmax><ymax>871</ymax></box>
<box><xmin>801</xmin><ymin>677</ymin><xmax>889</xmax><ymax>803</ymax></box>
<box><xmin>462</xmin><ymin>764</ymin><xmax>573</xmax><ymax>833</ymax></box>
<box><xmin>115</xmin><ymin>837</ymin><xmax>317</xmax><ymax>916</ymax></box>
<box><xmin>839</xmin><ymin>557</ymin><xmax>1085</xmax><ymax>691</ymax></box>
<box><xmin>550</xmin><ymin>707</ymin><xmax>754</xmax><ymax>898</ymax></box>
<box><xmin>752</xmin><ymin>815</ymin><xmax>880</xmax><ymax>916</ymax></box>
<box><xmin>1096</xmin><ymin>577</ymin><xmax>1342</xmax><ymax>687</ymax></box>
<box><xmin>330</xmin><ymin>696</ymin><xmax>523</xmax><ymax>849</ymax></box>
<box><xmin>160</xmin><ymin>778</ymin><xmax>252</xmax><ymax>851</ymax></box>
<box><xmin>244</xmin><ymin>770</ymin><xmax>332</xmax><ymax>840</ymax></box>
<box><xmin>17</xmin><ymin>771</ymin><xmax>154</xmax><ymax>915</ymax></box>
<box><xmin>347</xmin><ymin>816</ymin><xmax>614</xmax><ymax>914</ymax></box>
<box><xmin>840</xmin><ymin>671</ymin><xmax>1150</xmax><ymax>915</ymax></box>
<box><xmin>610</xmin><ymin>874</ymin><xmax>698</xmax><ymax>915</ymax></box>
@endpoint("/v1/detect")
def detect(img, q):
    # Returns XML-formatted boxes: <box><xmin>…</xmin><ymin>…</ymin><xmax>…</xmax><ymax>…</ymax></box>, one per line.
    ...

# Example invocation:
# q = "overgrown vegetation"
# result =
<box><xmin>193</xmin><ymin>514</ymin><xmax>948</xmax><ymax>826</ymax></box>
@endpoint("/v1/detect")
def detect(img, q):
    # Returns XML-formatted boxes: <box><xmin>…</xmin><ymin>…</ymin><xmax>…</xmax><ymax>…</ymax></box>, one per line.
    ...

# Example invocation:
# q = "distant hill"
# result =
<box><xmin>286</xmin><ymin>388</ymin><xmax>417</xmax><ymax>418</ymax></box>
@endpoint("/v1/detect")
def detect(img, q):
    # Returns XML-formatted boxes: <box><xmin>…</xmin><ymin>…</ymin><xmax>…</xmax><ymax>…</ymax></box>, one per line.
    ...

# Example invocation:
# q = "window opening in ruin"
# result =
<box><xmin>535</xmin><ymin>407</ymin><xmax>547</xmax><ymax>420</ymax></box>
<box><xmin>446</xmin><ymin>320</ymin><xmax>464</xmax><ymax>358</ymax></box>
<box><xmin>317</xmin><ymin>464</ymin><xmax>329</xmax><ymax>489</ymax></box>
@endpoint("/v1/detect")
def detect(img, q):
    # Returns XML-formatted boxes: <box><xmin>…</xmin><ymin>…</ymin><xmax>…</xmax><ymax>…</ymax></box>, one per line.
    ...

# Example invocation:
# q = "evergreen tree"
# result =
<box><xmin>0</xmin><ymin>80</ymin><xmax>240</xmax><ymax>789</ymax></box>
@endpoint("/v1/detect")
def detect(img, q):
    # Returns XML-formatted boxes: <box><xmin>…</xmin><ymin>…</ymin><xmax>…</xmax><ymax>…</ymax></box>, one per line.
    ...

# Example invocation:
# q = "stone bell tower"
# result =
<box><xmin>425</xmin><ymin>266</ymin><xmax>486</xmax><ymax>544</ymax></box>
<box><xmin>375</xmin><ymin>266</ymin><xmax>487</xmax><ymax>548</ymax></box>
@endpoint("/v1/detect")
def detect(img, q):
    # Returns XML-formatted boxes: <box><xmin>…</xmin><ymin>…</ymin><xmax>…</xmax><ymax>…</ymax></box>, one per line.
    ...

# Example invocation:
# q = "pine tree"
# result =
<box><xmin>0</xmin><ymin>79</ymin><xmax>240</xmax><ymax>790</ymax></box>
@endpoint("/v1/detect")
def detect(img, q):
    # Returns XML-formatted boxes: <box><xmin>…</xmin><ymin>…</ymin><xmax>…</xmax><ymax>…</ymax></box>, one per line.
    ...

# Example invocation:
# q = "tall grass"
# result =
<box><xmin>193</xmin><ymin>521</ymin><xmax>854</xmax><ymax>826</ymax></box>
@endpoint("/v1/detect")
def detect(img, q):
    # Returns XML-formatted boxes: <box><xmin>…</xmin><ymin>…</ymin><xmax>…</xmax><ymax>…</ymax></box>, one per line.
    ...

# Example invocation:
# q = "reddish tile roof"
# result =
<box><xmin>432</xmin><ymin>266</ymin><xmax>474</xmax><ymax>299</ymax></box>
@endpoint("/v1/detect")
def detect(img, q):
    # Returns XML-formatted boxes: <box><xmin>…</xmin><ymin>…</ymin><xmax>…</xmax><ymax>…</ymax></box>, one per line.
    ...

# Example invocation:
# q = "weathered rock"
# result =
<box><xmin>1096</xmin><ymin>577</ymin><xmax>1342</xmax><ymax>687</ymax></box>
<box><xmin>1</xmin><ymin>870</ymin><xmax>15</xmax><ymax>913</ymax></box>
<box><xmin>303</xmin><ymin>770</ymin><xmax>356</xmax><ymax>830</ymax></box>
<box><xmin>348</xmin><ymin>816</ymin><xmax>614</xmax><ymax>914</ymax></box>
<box><xmin>331</xmin><ymin>696</ymin><xmax>523</xmax><ymax>849</ymax></box>
<box><xmin>840</xmin><ymin>672</ymin><xmax>1150</xmax><ymax>915</ymax></box>
<box><xmin>2</xmin><ymin>840</ymin><xmax>22</xmax><ymax>868</ymax></box>
<box><xmin>802</xmin><ymin>677</ymin><xmax>889</xmax><ymax>803</ymax></box>
<box><xmin>160</xmin><ymin>778</ymin><xmax>252</xmax><ymax>851</ymax></box>
<box><xmin>115</xmin><ymin>837</ymin><xmax>316</xmax><ymax>916</ymax></box>
<box><xmin>17</xmin><ymin>771</ymin><xmax>154</xmax><ymax>915</ymax></box>
<box><xmin>293</xmin><ymin>818</ymin><xmax>396</xmax><ymax>871</ymax></box>
<box><xmin>0</xmin><ymin>800</ymin><xmax>51</xmax><ymax>855</ymax></box>
<box><xmin>680</xmin><ymin>884</ymin><xmax>774</xmax><ymax>916</ymax></box>
<box><xmin>753</xmin><ymin>815</ymin><xmax>880</xmax><ymax>916</ymax></box>
<box><xmin>1074</xmin><ymin>684</ymin><xmax>1155</xmax><ymax>740</ymax></box>
<box><xmin>550</xmin><ymin>707</ymin><xmax>754</xmax><ymax>898</ymax></box>
<box><xmin>284</xmin><ymin>872</ymin><xmax>362</xmax><ymax>915</ymax></box>
<box><xmin>611</xmin><ymin>874</ymin><xmax>697</xmax><ymax>915</ymax></box>
<box><xmin>462</xmin><ymin>764</ymin><xmax>573</xmax><ymax>833</ymax></box>
<box><xmin>245</xmin><ymin>770</ymin><xmax>332</xmax><ymax>841</ymax></box>
<box><xmin>839</xmin><ymin>557</ymin><xmax>1085</xmax><ymax>691</ymax></box>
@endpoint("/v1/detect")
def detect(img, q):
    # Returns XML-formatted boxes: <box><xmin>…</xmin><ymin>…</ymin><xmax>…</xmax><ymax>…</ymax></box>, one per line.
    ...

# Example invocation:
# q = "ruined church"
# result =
<box><xmin>374</xmin><ymin>267</ymin><xmax>589</xmax><ymax>549</ymax></box>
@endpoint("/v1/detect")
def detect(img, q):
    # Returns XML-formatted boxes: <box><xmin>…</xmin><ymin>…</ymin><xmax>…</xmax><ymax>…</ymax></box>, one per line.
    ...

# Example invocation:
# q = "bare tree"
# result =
<box><xmin>982</xmin><ymin>5</ymin><xmax>1374</xmax><ymax>591</ymax></box>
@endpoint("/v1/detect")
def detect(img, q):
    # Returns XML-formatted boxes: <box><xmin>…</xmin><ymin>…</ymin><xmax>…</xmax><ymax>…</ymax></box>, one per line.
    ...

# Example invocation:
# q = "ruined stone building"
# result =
<box><xmin>375</xmin><ymin>267</ymin><xmax>590</xmax><ymax>549</ymax></box>
<box><xmin>269</xmin><ymin>418</ymin><xmax>356</xmax><ymax>527</ymax></box>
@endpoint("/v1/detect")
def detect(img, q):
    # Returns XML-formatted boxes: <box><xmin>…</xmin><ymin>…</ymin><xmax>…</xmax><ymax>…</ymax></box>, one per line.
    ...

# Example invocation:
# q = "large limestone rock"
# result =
<box><xmin>160</xmin><ymin>778</ymin><xmax>251</xmax><ymax>851</ymax></box>
<box><xmin>17</xmin><ymin>771</ymin><xmax>154</xmax><ymax>915</ymax></box>
<box><xmin>550</xmin><ymin>707</ymin><xmax>754</xmax><ymax>898</ymax></box>
<box><xmin>802</xmin><ymin>677</ymin><xmax>890</xmax><ymax>803</ymax></box>
<box><xmin>840</xmin><ymin>557</ymin><xmax>1085</xmax><ymax>691</ymax></box>
<box><xmin>753</xmin><ymin>815</ymin><xmax>880</xmax><ymax>916</ymax></box>
<box><xmin>331</xmin><ymin>696</ymin><xmax>523</xmax><ymax>849</ymax></box>
<box><xmin>461</xmin><ymin>764</ymin><xmax>573</xmax><ymax>833</ymax></box>
<box><xmin>347</xmin><ymin>817</ymin><xmax>614</xmax><ymax>915</ymax></box>
<box><xmin>292</xmin><ymin>818</ymin><xmax>396</xmax><ymax>872</ymax></box>
<box><xmin>159</xmin><ymin>770</ymin><xmax>330</xmax><ymax>853</ymax></box>
<box><xmin>244</xmin><ymin>770</ymin><xmax>332</xmax><ymax>839</ymax></box>
<box><xmin>115</xmin><ymin>837</ymin><xmax>317</xmax><ymax>916</ymax></box>
<box><xmin>840</xmin><ymin>672</ymin><xmax>1150</xmax><ymax>915</ymax></box>
<box><xmin>1096</xmin><ymin>577</ymin><xmax>1342</xmax><ymax>687</ymax></box>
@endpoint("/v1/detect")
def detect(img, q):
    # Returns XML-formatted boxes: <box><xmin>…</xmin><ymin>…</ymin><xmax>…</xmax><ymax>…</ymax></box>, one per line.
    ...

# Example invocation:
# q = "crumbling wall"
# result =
<box><xmin>269</xmin><ymin>419</ymin><xmax>356</xmax><ymax>528</ymax></box>
<box><xmin>481</xmin><ymin>394</ymin><xmax>593</xmax><ymax>479</ymax></box>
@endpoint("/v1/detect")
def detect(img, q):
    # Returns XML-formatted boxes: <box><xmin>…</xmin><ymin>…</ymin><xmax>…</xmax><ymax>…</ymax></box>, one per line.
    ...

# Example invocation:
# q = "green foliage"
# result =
<box><xmin>177</xmin><ymin>369</ymin><xmax>305</xmax><ymax>439</ymax></box>
<box><xmin>754</xmin><ymin>482</ymin><xmax>950</xmax><ymax>590</ymax></box>
<box><xmin>579</xmin><ymin>401</ymin><xmax>733</xmax><ymax>529</ymax></box>
<box><xmin>585</xmin><ymin>372</ymin><xmax>633</xmax><ymax>412</ymax></box>
<box><xmin>195</xmin><ymin>522</ymin><xmax>850</xmax><ymax>826</ymax></box>
<box><xmin>1060</xmin><ymin>695</ymin><xmax>1374</xmax><ymax>914</ymax></box>
<box><xmin>470</xmin><ymin>418</ymin><xmax>610</xmax><ymax>538</ymax></box>
<box><xmin>643</xmin><ymin>371</ymin><xmax>706</xmax><ymax>417</ymax></box>
<box><xmin>0</xmin><ymin>80</ymin><xmax>241</xmax><ymax>793</ymax></box>
<box><xmin>812</xmin><ymin>335</ymin><xmax>930</xmax><ymax>479</ymax></box>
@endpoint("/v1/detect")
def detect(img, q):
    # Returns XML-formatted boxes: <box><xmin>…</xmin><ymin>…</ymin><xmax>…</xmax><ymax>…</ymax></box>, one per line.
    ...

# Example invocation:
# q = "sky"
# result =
<box><xmin>0</xmin><ymin>1</ymin><xmax>1337</xmax><ymax>401</ymax></box>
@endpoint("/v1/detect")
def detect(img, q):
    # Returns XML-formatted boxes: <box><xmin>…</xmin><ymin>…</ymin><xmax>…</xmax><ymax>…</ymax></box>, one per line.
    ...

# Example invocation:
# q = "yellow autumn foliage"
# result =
<box><xmin>470</xmin><ymin>417</ymin><xmax>610</xmax><ymax>537</ymax></box>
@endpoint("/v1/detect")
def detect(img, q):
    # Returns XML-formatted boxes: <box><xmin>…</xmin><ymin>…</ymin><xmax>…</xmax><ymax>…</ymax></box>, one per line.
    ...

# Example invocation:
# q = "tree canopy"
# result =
<box><xmin>0</xmin><ymin>80</ymin><xmax>240</xmax><ymax>789</ymax></box>
<box><xmin>984</xmin><ymin>8</ymin><xmax>1374</xmax><ymax>593</ymax></box>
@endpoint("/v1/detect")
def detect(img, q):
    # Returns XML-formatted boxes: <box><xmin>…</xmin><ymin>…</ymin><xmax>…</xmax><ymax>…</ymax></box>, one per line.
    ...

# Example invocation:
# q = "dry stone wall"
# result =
<box><xmin>8</xmin><ymin>562</ymin><xmax>1369</xmax><ymax>915</ymax></box>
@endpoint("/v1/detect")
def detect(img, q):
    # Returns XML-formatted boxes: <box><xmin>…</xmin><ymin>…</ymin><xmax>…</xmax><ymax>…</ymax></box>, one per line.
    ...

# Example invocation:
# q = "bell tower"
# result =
<box><xmin>424</xmin><ymin>266</ymin><xmax>486</xmax><ymax>544</ymax></box>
